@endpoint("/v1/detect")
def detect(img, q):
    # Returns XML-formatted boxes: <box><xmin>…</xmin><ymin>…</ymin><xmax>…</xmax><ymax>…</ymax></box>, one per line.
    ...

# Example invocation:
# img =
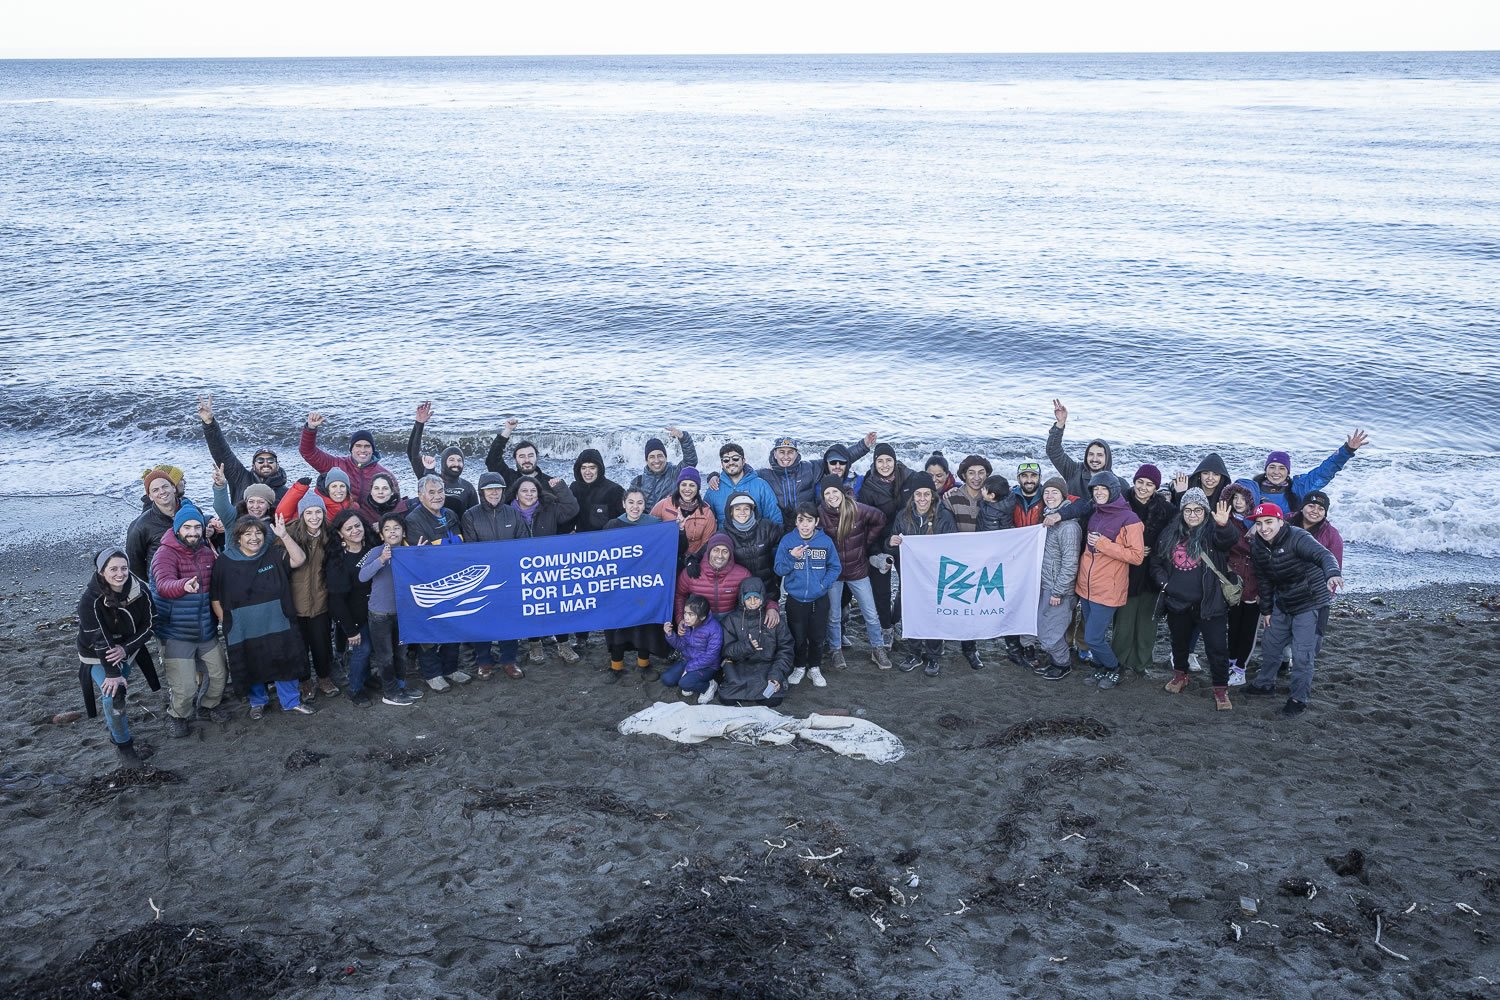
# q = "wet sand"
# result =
<box><xmin>2</xmin><ymin>506</ymin><xmax>1498</xmax><ymax>999</ymax></box>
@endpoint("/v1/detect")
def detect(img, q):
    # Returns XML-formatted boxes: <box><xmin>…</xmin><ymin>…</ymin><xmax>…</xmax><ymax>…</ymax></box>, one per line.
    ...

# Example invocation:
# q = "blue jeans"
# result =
<box><xmin>472</xmin><ymin>639</ymin><xmax>521</xmax><ymax>667</ymax></box>
<box><xmin>90</xmin><ymin>661</ymin><xmax>133</xmax><ymax>745</ymax></box>
<box><xmin>827</xmin><ymin>577</ymin><xmax>883</xmax><ymax>649</ymax></box>
<box><xmin>249</xmin><ymin>680</ymin><xmax>303</xmax><ymax>709</ymax></box>
<box><xmin>346</xmin><ymin>625</ymin><xmax>373</xmax><ymax>693</ymax></box>
<box><xmin>660</xmin><ymin>662</ymin><xmax>714</xmax><ymax>693</ymax></box>
<box><xmin>417</xmin><ymin>643</ymin><xmax>460</xmax><ymax>680</ymax></box>
<box><xmin>1079</xmin><ymin>599</ymin><xmax>1121</xmax><ymax>672</ymax></box>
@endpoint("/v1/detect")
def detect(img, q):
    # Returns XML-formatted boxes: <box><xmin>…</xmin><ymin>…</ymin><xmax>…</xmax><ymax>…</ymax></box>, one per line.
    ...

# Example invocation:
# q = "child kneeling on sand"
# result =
<box><xmin>662</xmin><ymin>594</ymin><xmax>722</xmax><ymax>705</ymax></box>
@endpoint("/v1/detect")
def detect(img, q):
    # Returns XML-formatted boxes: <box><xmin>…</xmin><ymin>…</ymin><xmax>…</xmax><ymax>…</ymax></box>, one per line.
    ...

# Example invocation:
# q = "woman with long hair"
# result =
<box><xmin>1152</xmin><ymin>489</ymin><xmax>1240</xmax><ymax>711</ymax></box>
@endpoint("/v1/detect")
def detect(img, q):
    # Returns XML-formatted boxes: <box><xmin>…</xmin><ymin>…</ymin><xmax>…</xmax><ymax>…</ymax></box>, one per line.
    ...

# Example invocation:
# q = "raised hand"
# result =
<box><xmin>1213</xmin><ymin>501</ymin><xmax>1231</xmax><ymax>526</ymax></box>
<box><xmin>1173</xmin><ymin>473</ymin><xmax>1189</xmax><ymax>493</ymax></box>
<box><xmin>548</xmin><ymin>477</ymin><xmax>564</xmax><ymax>489</ymax></box>
<box><xmin>664</xmin><ymin>425</ymin><xmax>682</xmax><ymax>439</ymax></box>
<box><xmin>1346</xmin><ymin>429</ymin><xmax>1370</xmax><ymax>451</ymax></box>
<box><xmin>1052</xmin><ymin>398</ymin><xmax>1068</xmax><ymax>428</ymax></box>
<box><xmin>212</xmin><ymin>463</ymin><xmax>226</xmax><ymax>488</ymax></box>
<box><xmin>197</xmin><ymin>394</ymin><xmax>213</xmax><ymax>424</ymax></box>
<box><xmin>503</xmin><ymin>417</ymin><xmax>519</xmax><ymax>434</ymax></box>
<box><xmin>306</xmin><ymin>412</ymin><xmax>325</xmax><ymax>429</ymax></box>
<box><xmin>415</xmin><ymin>401</ymin><xmax>434</xmax><ymax>424</ymax></box>
<box><xmin>863</xmin><ymin>431</ymin><xmax>877</xmax><ymax>447</ymax></box>
<box><xmin>422</xmin><ymin>454</ymin><xmax>436</xmax><ymax>471</ymax></box>
<box><xmin>272</xmin><ymin>513</ymin><xmax>289</xmax><ymax>537</ymax></box>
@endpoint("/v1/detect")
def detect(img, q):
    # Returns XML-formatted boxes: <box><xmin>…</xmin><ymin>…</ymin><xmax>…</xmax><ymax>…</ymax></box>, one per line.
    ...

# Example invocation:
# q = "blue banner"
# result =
<box><xmin>391</xmin><ymin>522</ymin><xmax>677</xmax><ymax>644</ymax></box>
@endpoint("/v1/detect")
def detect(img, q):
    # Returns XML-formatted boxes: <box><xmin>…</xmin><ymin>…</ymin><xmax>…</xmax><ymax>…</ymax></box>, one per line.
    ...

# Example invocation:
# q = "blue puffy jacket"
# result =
<box><xmin>773</xmin><ymin>528</ymin><xmax>842</xmax><ymax>602</ymax></box>
<box><xmin>1234</xmin><ymin>444</ymin><xmax>1354</xmax><ymax>516</ymax></box>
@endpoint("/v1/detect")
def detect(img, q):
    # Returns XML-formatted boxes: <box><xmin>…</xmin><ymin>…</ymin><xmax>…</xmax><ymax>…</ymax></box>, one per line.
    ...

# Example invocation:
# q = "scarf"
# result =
<box><xmin>1087</xmin><ymin>494</ymin><xmax>1140</xmax><ymax>541</ymax></box>
<box><xmin>512</xmin><ymin>499</ymin><xmax>540</xmax><ymax>524</ymax></box>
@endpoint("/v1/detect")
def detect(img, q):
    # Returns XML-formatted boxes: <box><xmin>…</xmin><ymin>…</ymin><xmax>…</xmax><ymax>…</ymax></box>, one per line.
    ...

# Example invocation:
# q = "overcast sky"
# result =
<box><xmin>5</xmin><ymin>0</ymin><xmax>1498</xmax><ymax>59</ymax></box>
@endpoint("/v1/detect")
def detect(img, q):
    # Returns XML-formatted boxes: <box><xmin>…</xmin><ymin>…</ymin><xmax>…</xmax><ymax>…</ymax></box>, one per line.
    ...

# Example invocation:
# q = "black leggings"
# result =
<box><xmin>297</xmin><ymin>613</ymin><xmax>334</xmax><ymax>680</ymax></box>
<box><xmin>784</xmin><ymin>594</ymin><xmax>829</xmax><ymax>670</ymax></box>
<box><xmin>1167</xmin><ymin>608</ymin><xmax>1229</xmax><ymax>686</ymax></box>
<box><xmin>1227</xmin><ymin>600</ymin><xmax>1261</xmax><ymax>668</ymax></box>
<box><xmin>868</xmin><ymin>568</ymin><xmax>897</xmax><ymax>629</ymax></box>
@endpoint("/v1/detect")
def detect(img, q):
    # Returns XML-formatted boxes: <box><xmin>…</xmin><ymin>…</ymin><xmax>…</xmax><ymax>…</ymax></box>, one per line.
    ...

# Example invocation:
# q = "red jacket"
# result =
<box><xmin>818</xmin><ymin>500</ymin><xmax>887</xmax><ymax>582</ymax></box>
<box><xmin>675</xmin><ymin>560</ymin><xmax>750</xmax><ymax>622</ymax></box>
<box><xmin>299</xmin><ymin>426</ymin><xmax>395</xmax><ymax>523</ymax></box>
<box><xmin>277</xmin><ymin>480</ymin><xmax>357</xmax><ymax>525</ymax></box>
<box><xmin>149</xmin><ymin>528</ymin><xmax>217</xmax><ymax>598</ymax></box>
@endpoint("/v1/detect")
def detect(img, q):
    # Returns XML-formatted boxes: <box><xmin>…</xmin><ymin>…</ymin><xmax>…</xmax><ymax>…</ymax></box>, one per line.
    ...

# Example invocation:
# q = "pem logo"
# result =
<box><xmin>936</xmin><ymin>556</ymin><xmax>1005</xmax><ymax>606</ymax></box>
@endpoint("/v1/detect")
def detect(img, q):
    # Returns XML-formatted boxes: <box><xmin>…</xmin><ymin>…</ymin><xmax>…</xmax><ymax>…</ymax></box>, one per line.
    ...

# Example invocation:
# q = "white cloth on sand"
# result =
<box><xmin>618</xmin><ymin>702</ymin><xmax>904</xmax><ymax>764</ymax></box>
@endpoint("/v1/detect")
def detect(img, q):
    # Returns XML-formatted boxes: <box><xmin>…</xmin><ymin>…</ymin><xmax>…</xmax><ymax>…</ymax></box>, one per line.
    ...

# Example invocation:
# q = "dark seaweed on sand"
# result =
<box><xmin>5</xmin><ymin>922</ymin><xmax>295</xmax><ymax>1000</ymax></box>
<box><xmin>495</xmin><ymin>854</ymin><xmax>864</xmax><ymax>1000</ymax></box>
<box><xmin>75</xmin><ymin>765</ymin><xmax>182</xmax><ymax>805</ymax></box>
<box><xmin>969</xmin><ymin>716</ymin><xmax>1111</xmax><ymax>749</ymax></box>
<box><xmin>463</xmin><ymin>784</ymin><xmax>669</xmax><ymax>822</ymax></box>
<box><xmin>362</xmin><ymin>745</ymin><xmax>445</xmax><ymax>769</ymax></box>
<box><xmin>283</xmin><ymin>749</ymin><xmax>327</xmax><ymax>771</ymax></box>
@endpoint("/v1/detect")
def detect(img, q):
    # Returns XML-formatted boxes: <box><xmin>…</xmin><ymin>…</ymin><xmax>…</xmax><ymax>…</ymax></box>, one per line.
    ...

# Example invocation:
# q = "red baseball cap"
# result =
<box><xmin>1250</xmin><ymin>502</ymin><xmax>1285</xmax><ymax>521</ymax></box>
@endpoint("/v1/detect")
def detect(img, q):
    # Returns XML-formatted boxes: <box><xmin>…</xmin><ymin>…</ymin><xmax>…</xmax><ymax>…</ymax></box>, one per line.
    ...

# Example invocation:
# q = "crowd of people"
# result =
<box><xmin>79</xmin><ymin>396</ymin><xmax>1364</xmax><ymax>764</ymax></box>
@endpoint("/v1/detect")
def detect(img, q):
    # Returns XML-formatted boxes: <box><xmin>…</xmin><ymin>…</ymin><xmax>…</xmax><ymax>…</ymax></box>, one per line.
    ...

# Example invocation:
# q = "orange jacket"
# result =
<box><xmin>1075</xmin><ymin>520</ymin><xmax>1145</xmax><ymax>608</ymax></box>
<box><xmin>651</xmin><ymin>497</ymin><xmax>718</xmax><ymax>556</ymax></box>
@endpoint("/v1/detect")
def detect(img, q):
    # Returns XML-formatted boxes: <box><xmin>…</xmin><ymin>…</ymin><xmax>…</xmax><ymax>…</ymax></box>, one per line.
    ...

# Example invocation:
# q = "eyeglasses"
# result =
<box><xmin>722</xmin><ymin>455</ymin><xmax>743</xmax><ymax>463</ymax></box>
<box><xmin>827</xmin><ymin>461</ymin><xmax>846</xmax><ymax>468</ymax></box>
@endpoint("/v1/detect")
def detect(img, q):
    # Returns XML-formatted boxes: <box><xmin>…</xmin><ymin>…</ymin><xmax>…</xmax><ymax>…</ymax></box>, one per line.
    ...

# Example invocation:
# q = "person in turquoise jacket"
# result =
<box><xmin>1233</xmin><ymin>430</ymin><xmax>1369</xmax><ymax>515</ymax></box>
<box><xmin>702</xmin><ymin>442</ymin><xmax>783</xmax><ymax>526</ymax></box>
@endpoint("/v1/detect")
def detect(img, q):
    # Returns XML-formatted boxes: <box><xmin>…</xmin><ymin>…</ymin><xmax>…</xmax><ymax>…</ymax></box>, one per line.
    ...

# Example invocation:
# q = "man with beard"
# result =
<box><xmin>631</xmin><ymin>427</ymin><xmax>699</xmax><ymax>511</ymax></box>
<box><xmin>197</xmin><ymin>395</ymin><xmax>288</xmax><ymax>503</ymax></box>
<box><xmin>407</xmin><ymin>401</ymin><xmax>477</xmax><ymax>518</ymax></box>
<box><xmin>1045</xmin><ymin>399</ymin><xmax>1128</xmax><ymax>498</ymax></box>
<box><xmin>299</xmin><ymin>411</ymin><xmax>397</xmax><ymax>525</ymax></box>
<box><xmin>703</xmin><ymin>442</ymin><xmax>782</xmax><ymax>527</ymax></box>
<box><xmin>150</xmin><ymin>502</ymin><xmax>231</xmax><ymax>736</ymax></box>
<box><xmin>485</xmin><ymin>417</ymin><xmax>551</xmax><ymax>487</ymax></box>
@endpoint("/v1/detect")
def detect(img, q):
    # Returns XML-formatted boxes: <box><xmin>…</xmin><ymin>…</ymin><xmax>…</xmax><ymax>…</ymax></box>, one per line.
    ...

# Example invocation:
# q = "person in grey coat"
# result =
<box><xmin>630</xmin><ymin>427</ymin><xmax>698</xmax><ymax>510</ymax></box>
<box><xmin>1243</xmin><ymin>502</ymin><xmax>1344</xmax><ymax>718</ymax></box>
<box><xmin>1036</xmin><ymin>478</ymin><xmax>1083</xmax><ymax>680</ymax></box>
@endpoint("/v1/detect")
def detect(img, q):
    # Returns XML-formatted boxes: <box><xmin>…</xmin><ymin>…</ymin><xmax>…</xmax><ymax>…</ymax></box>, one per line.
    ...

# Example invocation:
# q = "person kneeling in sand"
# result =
<box><xmin>77</xmin><ymin>548</ymin><xmax>161</xmax><ymax>766</ymax></box>
<box><xmin>718</xmin><ymin>578</ymin><xmax>794</xmax><ymax>708</ymax></box>
<box><xmin>662</xmin><ymin>595</ymin><xmax>723</xmax><ymax>705</ymax></box>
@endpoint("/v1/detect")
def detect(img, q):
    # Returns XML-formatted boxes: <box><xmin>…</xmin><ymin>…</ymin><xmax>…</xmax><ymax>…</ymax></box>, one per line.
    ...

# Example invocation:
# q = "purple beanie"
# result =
<box><xmin>1133</xmin><ymin>464</ymin><xmax>1162</xmax><ymax>488</ymax></box>
<box><xmin>677</xmin><ymin>467</ymin><xmax>701</xmax><ymax>485</ymax></box>
<box><xmin>1265</xmin><ymin>451</ymin><xmax>1291</xmax><ymax>470</ymax></box>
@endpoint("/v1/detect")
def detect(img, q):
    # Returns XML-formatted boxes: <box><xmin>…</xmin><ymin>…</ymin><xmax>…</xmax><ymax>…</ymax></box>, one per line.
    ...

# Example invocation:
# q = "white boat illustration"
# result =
<box><xmin>409</xmin><ymin>565</ymin><xmax>490</xmax><ymax>608</ymax></box>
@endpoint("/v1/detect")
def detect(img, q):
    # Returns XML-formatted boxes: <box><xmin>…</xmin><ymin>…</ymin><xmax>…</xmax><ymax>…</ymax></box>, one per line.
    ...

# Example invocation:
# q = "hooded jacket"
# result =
<box><xmin>460</xmin><ymin>492</ymin><xmax>526</xmax><ymax>542</ymax></box>
<box><xmin>887</xmin><ymin>501</ymin><xmax>957</xmax><ymax>574</ymax></box>
<box><xmin>1233</xmin><ymin>443</ymin><xmax>1356</xmax><ymax>516</ymax></box>
<box><xmin>1170</xmin><ymin>453</ymin><xmax>1231</xmax><ymax>508</ymax></box>
<box><xmin>1295</xmin><ymin>515</ymin><xmax>1344</xmax><ymax>570</ymax></box>
<box><xmin>501</xmin><ymin>475</ymin><xmax>581</xmax><ymax>539</ymax></box>
<box><xmin>1041</xmin><ymin>505</ymin><xmax>1083</xmax><ymax>601</ymax></box>
<box><xmin>761</xmin><ymin>438</ymin><xmax>871</xmax><ymax>518</ymax></box>
<box><xmin>857</xmin><ymin>461</ymin><xmax>915</xmax><ymax>547</ymax></box>
<box><xmin>664</xmin><ymin>613</ymin><xmax>723</xmax><ymax>677</ymax></box>
<box><xmin>1008</xmin><ymin>486</ymin><xmax>1047</xmax><ymax>528</ymax></box>
<box><xmin>569</xmin><ymin>449</ymin><xmax>626</xmax><ymax>534</ymax></box>
<box><xmin>630</xmin><ymin>433</ymin><xmax>700</xmax><ymax>511</ymax></box>
<box><xmin>1045</xmin><ymin>424</ymin><xmax>1129</xmax><ymax>499</ymax></box>
<box><xmin>201</xmin><ymin>416</ymin><xmax>288</xmax><ymax>503</ymax></box>
<box><xmin>675</xmin><ymin>533</ymin><xmax>761</xmax><ymax>621</ymax></box>
<box><xmin>722</xmin><ymin>496</ymin><xmax>785</xmax><ymax>598</ymax></box>
<box><xmin>652</xmin><ymin>491</ymin><xmax>719</xmax><ymax>558</ymax></box>
<box><xmin>1075</xmin><ymin>473</ymin><xmax>1145</xmax><ymax>608</ymax></box>
<box><xmin>281</xmin><ymin>519</ymin><xmax>329</xmax><ymax>618</ymax></box>
<box><xmin>360</xmin><ymin>473</ymin><xmax>412</xmax><ymax>530</ymax></box>
<box><xmin>719</xmin><ymin>578</ymin><xmax>794</xmax><ymax>700</ymax></box>
<box><xmin>1249</xmin><ymin>523</ymin><xmax>1342</xmax><ymax>616</ymax></box>
<box><xmin>407</xmin><ymin>422</ymin><xmax>478</xmax><ymax>519</ymax></box>
<box><xmin>299</xmin><ymin>424</ymin><xmax>396</xmax><ymax>524</ymax></box>
<box><xmin>773</xmin><ymin>526</ymin><xmax>842</xmax><ymax>602</ymax></box>
<box><xmin>818</xmin><ymin>496</ymin><xmax>887</xmax><ymax>582</ymax></box>
<box><xmin>1222</xmin><ymin>484</ymin><xmax>1261</xmax><ymax>604</ymax></box>
<box><xmin>703</xmin><ymin>465</ymin><xmax>783</xmax><ymax>527</ymax></box>
<box><xmin>149</xmin><ymin>527</ymin><xmax>219</xmax><ymax>643</ymax></box>
<box><xmin>1126</xmin><ymin>488</ymin><xmax>1178</xmax><ymax>597</ymax></box>
<box><xmin>276</xmin><ymin>480</ymin><xmax>357</xmax><ymax>525</ymax></box>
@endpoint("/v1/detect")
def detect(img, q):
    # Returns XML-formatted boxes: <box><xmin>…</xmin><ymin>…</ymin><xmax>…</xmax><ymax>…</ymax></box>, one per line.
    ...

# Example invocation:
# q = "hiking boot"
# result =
<box><xmin>318</xmin><ymin>677</ymin><xmax>340</xmax><ymax>697</ymax></box>
<box><xmin>502</xmin><ymin>662</ymin><xmax>524</xmax><ymax>680</ymax></box>
<box><xmin>788</xmin><ymin>667</ymin><xmax>807</xmax><ymax>686</ymax></box>
<box><xmin>604</xmin><ymin>668</ymin><xmax>625</xmax><ymax>685</ymax></box>
<box><xmin>447</xmin><ymin>670</ymin><xmax>472</xmax><ymax>685</ymax></box>
<box><xmin>1097</xmin><ymin>671</ymin><xmax>1121</xmax><ymax>690</ymax></box>
<box><xmin>528</xmin><ymin>642</ymin><xmax>545</xmax><ymax>664</ymax></box>
<box><xmin>426</xmin><ymin>675</ymin><xmax>451</xmax><ymax>692</ymax></box>
<box><xmin>1227</xmin><ymin>665</ymin><xmax>1247</xmax><ymax>687</ymax></box>
<box><xmin>640</xmin><ymin>667</ymin><xmax>661</xmax><ymax>683</ymax></box>
<box><xmin>871</xmin><ymin>648</ymin><xmax>892</xmax><ymax>670</ymax></box>
<box><xmin>964</xmin><ymin>649</ymin><xmax>985</xmax><ymax>671</ymax></box>
<box><xmin>1243</xmin><ymin>683</ymin><xmax>1276</xmax><ymax>697</ymax></box>
<box><xmin>1187</xmin><ymin>654</ymin><xmax>1203</xmax><ymax>673</ymax></box>
<box><xmin>1041</xmin><ymin>664</ymin><xmax>1072</xmax><ymax>681</ymax></box>
<box><xmin>1032</xmin><ymin>660</ymin><xmax>1053</xmax><ymax>676</ymax></box>
<box><xmin>829</xmin><ymin>650</ymin><xmax>848</xmax><ymax>671</ymax></box>
<box><xmin>348</xmin><ymin>691</ymin><xmax>372</xmax><ymax>707</ymax></box>
<box><xmin>808</xmin><ymin>667</ymin><xmax>828</xmax><ymax>688</ymax></box>
<box><xmin>556</xmin><ymin>643</ymin><xmax>580</xmax><ymax>664</ymax></box>
<box><xmin>201</xmin><ymin>703</ymin><xmax>233</xmax><ymax>724</ymax></box>
<box><xmin>697</xmin><ymin>679</ymin><xmax>719</xmax><ymax>705</ymax></box>
<box><xmin>897</xmin><ymin>653</ymin><xmax>923</xmax><ymax>673</ymax></box>
<box><xmin>381</xmin><ymin>692</ymin><xmax>415</xmax><ymax>706</ymax></box>
<box><xmin>300</xmin><ymin>679</ymin><xmax>317</xmax><ymax>703</ymax></box>
<box><xmin>1004</xmin><ymin>643</ymin><xmax>1031</xmax><ymax>669</ymax></box>
<box><xmin>285</xmin><ymin>703</ymin><xmax>317</xmax><ymax>715</ymax></box>
<box><xmin>115</xmin><ymin>739</ymin><xmax>143</xmax><ymax>768</ymax></box>
<box><xmin>1165</xmin><ymin>671</ymin><xmax>1190</xmax><ymax>694</ymax></box>
<box><xmin>168</xmin><ymin>716</ymin><xmax>191</xmax><ymax>738</ymax></box>
<box><xmin>922</xmin><ymin>658</ymin><xmax>940</xmax><ymax>677</ymax></box>
<box><xmin>1213</xmin><ymin>686</ymin><xmax>1232</xmax><ymax>711</ymax></box>
<box><xmin>249</xmin><ymin>704</ymin><xmax>265</xmax><ymax>721</ymax></box>
<box><xmin>1280</xmin><ymin>698</ymin><xmax>1307</xmax><ymax>719</ymax></box>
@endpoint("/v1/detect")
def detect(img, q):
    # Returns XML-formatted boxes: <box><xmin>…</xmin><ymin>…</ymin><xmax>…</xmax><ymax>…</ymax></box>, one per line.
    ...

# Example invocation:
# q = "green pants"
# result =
<box><xmin>1111</xmin><ymin>593</ymin><xmax>1159</xmax><ymax>674</ymax></box>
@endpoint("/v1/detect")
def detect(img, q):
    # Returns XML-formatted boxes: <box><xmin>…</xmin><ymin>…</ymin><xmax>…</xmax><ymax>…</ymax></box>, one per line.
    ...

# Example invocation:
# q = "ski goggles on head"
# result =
<box><xmin>1016</xmin><ymin>461</ymin><xmax>1042</xmax><ymax>476</ymax></box>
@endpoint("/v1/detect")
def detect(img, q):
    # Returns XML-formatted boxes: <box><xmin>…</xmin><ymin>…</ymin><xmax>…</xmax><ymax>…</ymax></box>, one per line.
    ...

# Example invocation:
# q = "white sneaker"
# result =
<box><xmin>787</xmin><ymin>667</ymin><xmax>806</xmax><ymax>686</ymax></box>
<box><xmin>1188</xmin><ymin>654</ymin><xmax>1203</xmax><ymax>673</ymax></box>
<box><xmin>808</xmin><ymin>667</ymin><xmax>827</xmax><ymax>688</ymax></box>
<box><xmin>1228</xmin><ymin>666</ymin><xmax>1246</xmax><ymax>687</ymax></box>
<box><xmin>426</xmin><ymin>676</ymin><xmax>451</xmax><ymax>692</ymax></box>
<box><xmin>697</xmin><ymin>679</ymin><xmax>719</xmax><ymax>705</ymax></box>
<box><xmin>447</xmin><ymin>670</ymin><xmax>472</xmax><ymax>685</ymax></box>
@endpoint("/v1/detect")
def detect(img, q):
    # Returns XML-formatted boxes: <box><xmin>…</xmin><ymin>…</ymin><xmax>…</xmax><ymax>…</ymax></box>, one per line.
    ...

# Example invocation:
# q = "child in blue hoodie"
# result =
<box><xmin>773</xmin><ymin>503</ymin><xmax>843</xmax><ymax>688</ymax></box>
<box><xmin>662</xmin><ymin>594</ymin><xmax>723</xmax><ymax>703</ymax></box>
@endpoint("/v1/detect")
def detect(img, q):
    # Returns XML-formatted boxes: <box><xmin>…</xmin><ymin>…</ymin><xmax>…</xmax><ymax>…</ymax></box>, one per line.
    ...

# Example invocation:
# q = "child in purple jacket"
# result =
<box><xmin>661</xmin><ymin>594</ymin><xmax>723</xmax><ymax>704</ymax></box>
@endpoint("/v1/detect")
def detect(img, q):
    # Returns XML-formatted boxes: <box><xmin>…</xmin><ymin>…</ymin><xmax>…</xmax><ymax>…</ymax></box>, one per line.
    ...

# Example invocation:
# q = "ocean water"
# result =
<box><xmin>1</xmin><ymin>53</ymin><xmax>1497</xmax><ymax>588</ymax></box>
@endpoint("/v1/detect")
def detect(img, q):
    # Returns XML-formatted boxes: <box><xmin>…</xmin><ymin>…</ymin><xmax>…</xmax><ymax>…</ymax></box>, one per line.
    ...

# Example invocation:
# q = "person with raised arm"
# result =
<box><xmin>484</xmin><ymin>417</ymin><xmax>552</xmax><ymax>487</ymax></box>
<box><xmin>196</xmin><ymin>394</ymin><xmax>287</xmax><ymax>504</ymax></box>
<box><xmin>298</xmin><ymin>410</ymin><xmax>396</xmax><ymax>523</ymax></box>
<box><xmin>1045</xmin><ymin>398</ymin><xmax>1128</xmax><ymax>498</ymax></box>
<box><xmin>1153</xmin><ymin>492</ymin><xmax>1241</xmax><ymax>711</ymax></box>
<box><xmin>1233</xmin><ymin>430</ymin><xmax>1370</xmax><ymax>516</ymax></box>
<box><xmin>631</xmin><ymin>426</ymin><xmax>700</xmax><ymax>511</ymax></box>
<box><xmin>761</xmin><ymin>431</ymin><xmax>876</xmax><ymax>524</ymax></box>
<box><xmin>406</xmin><ymin>401</ymin><xmax>477</xmax><ymax>519</ymax></box>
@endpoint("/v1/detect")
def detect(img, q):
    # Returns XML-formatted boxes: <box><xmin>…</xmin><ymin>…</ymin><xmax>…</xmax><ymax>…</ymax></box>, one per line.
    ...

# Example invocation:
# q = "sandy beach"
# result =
<box><xmin>2</xmin><ymin>498</ymin><xmax>1497</xmax><ymax>999</ymax></box>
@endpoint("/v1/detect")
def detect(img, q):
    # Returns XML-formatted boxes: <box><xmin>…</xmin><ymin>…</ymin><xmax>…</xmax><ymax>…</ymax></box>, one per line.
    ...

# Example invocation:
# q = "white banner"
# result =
<box><xmin>898</xmin><ymin>525</ymin><xmax>1047</xmax><ymax>640</ymax></box>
